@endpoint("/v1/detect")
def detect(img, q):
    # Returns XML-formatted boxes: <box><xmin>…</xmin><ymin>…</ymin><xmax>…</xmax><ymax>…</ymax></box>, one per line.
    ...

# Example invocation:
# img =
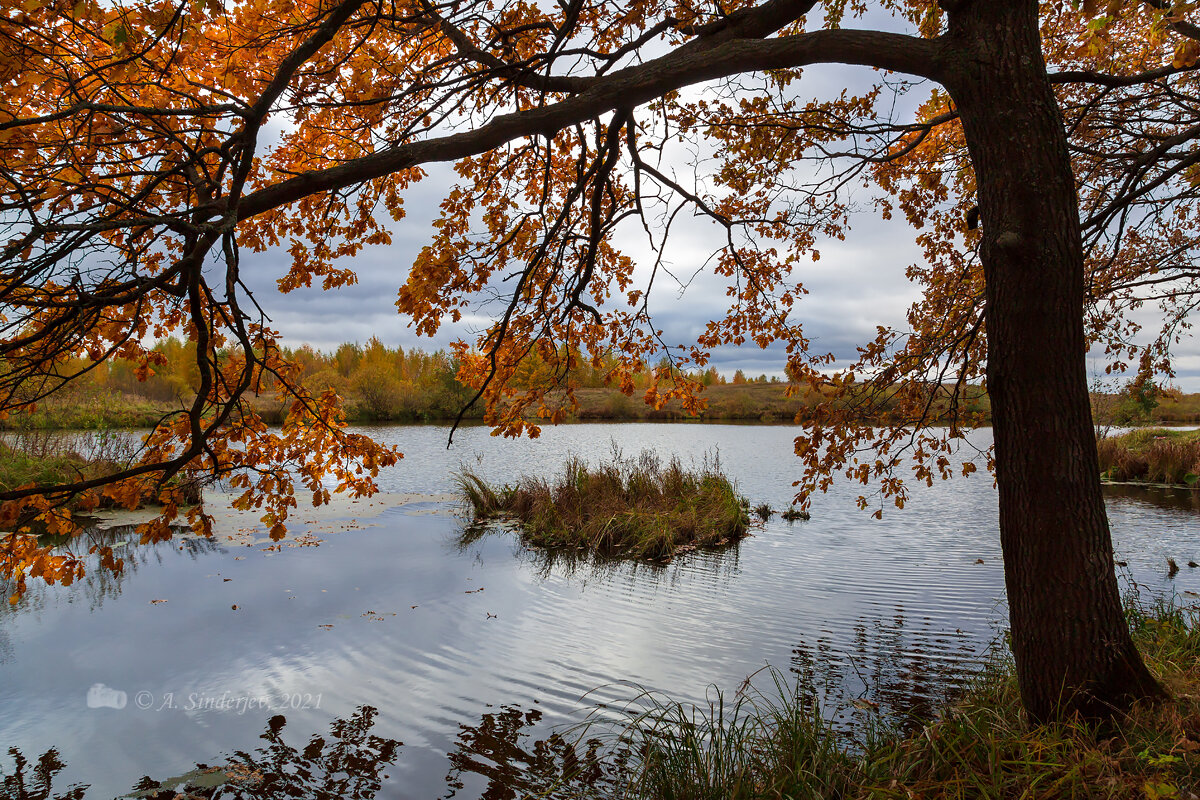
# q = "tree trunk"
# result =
<box><xmin>942</xmin><ymin>0</ymin><xmax>1164</xmax><ymax>721</ymax></box>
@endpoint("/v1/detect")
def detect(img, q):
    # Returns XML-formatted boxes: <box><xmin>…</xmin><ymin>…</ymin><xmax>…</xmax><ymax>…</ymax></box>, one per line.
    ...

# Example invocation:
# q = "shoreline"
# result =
<box><xmin>8</xmin><ymin>419</ymin><xmax>1200</xmax><ymax>435</ymax></box>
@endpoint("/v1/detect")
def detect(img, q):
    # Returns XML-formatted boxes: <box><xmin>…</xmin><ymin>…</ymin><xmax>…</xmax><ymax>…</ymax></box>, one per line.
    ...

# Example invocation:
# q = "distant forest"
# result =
<box><xmin>11</xmin><ymin>337</ymin><xmax>794</xmax><ymax>429</ymax></box>
<box><xmin>6</xmin><ymin>337</ymin><xmax>1198</xmax><ymax>429</ymax></box>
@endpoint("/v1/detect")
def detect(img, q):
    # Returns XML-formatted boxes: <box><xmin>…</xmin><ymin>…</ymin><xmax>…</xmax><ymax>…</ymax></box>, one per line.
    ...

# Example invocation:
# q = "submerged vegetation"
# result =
<box><xmin>1098</xmin><ymin>428</ymin><xmax>1200</xmax><ymax>487</ymax></box>
<box><xmin>457</xmin><ymin>450</ymin><xmax>751</xmax><ymax>559</ymax></box>
<box><xmin>561</xmin><ymin>598</ymin><xmax>1200</xmax><ymax>799</ymax></box>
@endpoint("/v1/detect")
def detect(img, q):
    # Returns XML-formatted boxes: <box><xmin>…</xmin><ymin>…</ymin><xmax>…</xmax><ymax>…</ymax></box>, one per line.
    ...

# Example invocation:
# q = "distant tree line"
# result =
<box><xmin>15</xmin><ymin>339</ymin><xmax>1195</xmax><ymax>429</ymax></box>
<box><xmin>24</xmin><ymin>338</ymin><xmax>785</xmax><ymax>426</ymax></box>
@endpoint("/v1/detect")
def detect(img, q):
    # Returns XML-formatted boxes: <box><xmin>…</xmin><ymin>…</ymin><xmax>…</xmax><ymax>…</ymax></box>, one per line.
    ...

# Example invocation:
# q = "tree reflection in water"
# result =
<box><xmin>2</xmin><ymin>702</ymin><xmax>623</xmax><ymax>800</ymax></box>
<box><xmin>4</xmin><ymin>525</ymin><xmax>999</xmax><ymax>799</ymax></box>
<box><xmin>1</xmin><ymin>707</ymin><xmax>400</xmax><ymax>800</ymax></box>
<box><xmin>440</xmin><ymin>704</ymin><xmax>622</xmax><ymax>800</ymax></box>
<box><xmin>789</xmin><ymin>610</ymin><xmax>991</xmax><ymax>733</ymax></box>
<box><xmin>1</xmin><ymin>747</ymin><xmax>86</xmax><ymax>800</ymax></box>
<box><xmin>0</xmin><ymin>524</ymin><xmax>221</xmax><ymax>615</ymax></box>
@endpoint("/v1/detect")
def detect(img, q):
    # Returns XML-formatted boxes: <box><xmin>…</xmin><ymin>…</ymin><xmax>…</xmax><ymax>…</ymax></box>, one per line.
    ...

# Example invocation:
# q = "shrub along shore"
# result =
<box><xmin>457</xmin><ymin>450</ymin><xmax>751</xmax><ymax>559</ymax></box>
<box><xmin>1099</xmin><ymin>428</ymin><xmax>1200</xmax><ymax>487</ymax></box>
<box><xmin>7</xmin><ymin>335</ymin><xmax>1199</xmax><ymax>430</ymax></box>
<box><xmin>0</xmin><ymin>381</ymin><xmax>981</xmax><ymax>429</ymax></box>
<box><xmin>7</xmin><ymin>381</ymin><xmax>1200</xmax><ymax>431</ymax></box>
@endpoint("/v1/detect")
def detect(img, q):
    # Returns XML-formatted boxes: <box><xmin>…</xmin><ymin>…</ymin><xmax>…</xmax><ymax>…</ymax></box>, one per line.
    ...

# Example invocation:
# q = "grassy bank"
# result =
<box><xmin>1098</xmin><ymin>428</ymin><xmax>1200</xmax><ymax>486</ymax></box>
<box><xmin>457</xmin><ymin>451</ymin><xmax>751</xmax><ymax>559</ymax></box>
<box><xmin>9</xmin><ymin>379</ymin><xmax>1200</xmax><ymax>433</ymax></box>
<box><xmin>587</xmin><ymin>598</ymin><xmax>1200</xmax><ymax>799</ymax></box>
<box><xmin>0</xmin><ymin>390</ymin><xmax>176</xmax><ymax>431</ymax></box>
<box><xmin>14</xmin><ymin>376</ymin><xmax>1200</xmax><ymax>430</ymax></box>
<box><xmin>1153</xmin><ymin>393</ymin><xmax>1200</xmax><ymax>424</ymax></box>
<box><xmin>0</xmin><ymin>432</ymin><xmax>201</xmax><ymax>513</ymax></box>
<box><xmin>1</xmin><ymin>382</ymin><xmax>978</xmax><ymax>429</ymax></box>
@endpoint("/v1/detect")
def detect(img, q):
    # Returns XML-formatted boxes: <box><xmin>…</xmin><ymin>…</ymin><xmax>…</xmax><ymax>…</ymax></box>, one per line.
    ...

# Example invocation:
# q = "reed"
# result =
<box><xmin>0</xmin><ymin>433</ymin><xmax>204</xmax><ymax>510</ymax></box>
<box><xmin>456</xmin><ymin>449</ymin><xmax>750</xmax><ymax>559</ymax></box>
<box><xmin>1098</xmin><ymin>428</ymin><xmax>1200</xmax><ymax>486</ymax></box>
<box><xmin>580</xmin><ymin>598</ymin><xmax>1200</xmax><ymax>799</ymax></box>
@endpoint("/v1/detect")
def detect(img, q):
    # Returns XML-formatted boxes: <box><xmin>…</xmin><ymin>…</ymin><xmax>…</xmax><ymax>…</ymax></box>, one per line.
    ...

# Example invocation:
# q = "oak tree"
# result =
<box><xmin>0</xmin><ymin>0</ymin><xmax>1197</xmax><ymax>719</ymax></box>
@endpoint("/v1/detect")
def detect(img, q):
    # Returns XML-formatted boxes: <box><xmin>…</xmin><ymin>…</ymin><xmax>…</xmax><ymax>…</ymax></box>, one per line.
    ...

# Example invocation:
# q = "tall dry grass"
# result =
<box><xmin>457</xmin><ymin>449</ymin><xmax>750</xmax><ymax>559</ymax></box>
<box><xmin>563</xmin><ymin>599</ymin><xmax>1200</xmax><ymax>799</ymax></box>
<box><xmin>1098</xmin><ymin>428</ymin><xmax>1200</xmax><ymax>485</ymax></box>
<box><xmin>0</xmin><ymin>430</ymin><xmax>205</xmax><ymax>508</ymax></box>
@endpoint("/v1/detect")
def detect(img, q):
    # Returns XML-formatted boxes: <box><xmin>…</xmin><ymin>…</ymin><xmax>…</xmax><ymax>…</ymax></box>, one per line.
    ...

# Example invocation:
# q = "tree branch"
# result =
<box><xmin>235</xmin><ymin>28</ymin><xmax>944</xmax><ymax>220</ymax></box>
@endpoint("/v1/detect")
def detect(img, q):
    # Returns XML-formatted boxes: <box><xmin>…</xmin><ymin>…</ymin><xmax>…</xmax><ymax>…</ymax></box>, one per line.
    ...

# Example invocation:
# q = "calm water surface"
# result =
<box><xmin>1</xmin><ymin>424</ymin><xmax>1197</xmax><ymax>798</ymax></box>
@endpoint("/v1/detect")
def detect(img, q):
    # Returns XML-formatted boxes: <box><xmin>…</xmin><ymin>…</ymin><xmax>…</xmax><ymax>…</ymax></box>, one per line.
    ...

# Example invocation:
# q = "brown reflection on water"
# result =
<box><xmin>0</xmin><ymin>524</ymin><xmax>219</xmax><ymax>615</ymax></box>
<box><xmin>790</xmin><ymin>610</ymin><xmax>991</xmax><ymax>732</ymax></box>
<box><xmin>439</xmin><ymin>704</ymin><xmax>621</xmax><ymax>800</ymax></box>
<box><xmin>1103</xmin><ymin>482</ymin><xmax>1200</xmax><ymax>512</ymax></box>
<box><xmin>2</xmin><ymin>703</ymin><xmax>625</xmax><ymax>800</ymax></box>
<box><xmin>1</xmin><ymin>707</ymin><xmax>400</xmax><ymax>800</ymax></box>
<box><xmin>457</xmin><ymin>520</ymin><xmax>745</xmax><ymax>586</ymax></box>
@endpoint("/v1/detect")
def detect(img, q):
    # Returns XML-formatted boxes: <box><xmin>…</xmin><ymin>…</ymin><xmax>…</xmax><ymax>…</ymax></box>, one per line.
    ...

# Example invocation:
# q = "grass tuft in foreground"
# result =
<box><xmin>1098</xmin><ymin>427</ymin><xmax>1200</xmax><ymax>486</ymax></box>
<box><xmin>583</xmin><ymin>598</ymin><xmax>1200</xmax><ymax>799</ymax></box>
<box><xmin>456</xmin><ymin>449</ymin><xmax>750</xmax><ymax>559</ymax></box>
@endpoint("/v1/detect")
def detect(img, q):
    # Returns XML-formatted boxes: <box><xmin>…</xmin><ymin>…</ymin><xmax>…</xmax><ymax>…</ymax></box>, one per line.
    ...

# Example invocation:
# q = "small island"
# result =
<box><xmin>457</xmin><ymin>451</ymin><xmax>751</xmax><ymax>560</ymax></box>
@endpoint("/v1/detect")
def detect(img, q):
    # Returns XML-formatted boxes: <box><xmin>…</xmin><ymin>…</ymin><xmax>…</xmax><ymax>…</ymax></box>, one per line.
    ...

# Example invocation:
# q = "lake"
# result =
<box><xmin>1</xmin><ymin>423</ymin><xmax>1197</xmax><ymax>798</ymax></box>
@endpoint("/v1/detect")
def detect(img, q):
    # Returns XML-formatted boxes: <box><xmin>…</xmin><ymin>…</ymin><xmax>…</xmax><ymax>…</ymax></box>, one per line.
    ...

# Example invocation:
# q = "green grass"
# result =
<box><xmin>1098</xmin><ymin>428</ymin><xmax>1200</xmax><ymax>486</ymax></box>
<box><xmin>0</xmin><ymin>446</ymin><xmax>91</xmax><ymax>491</ymax></box>
<box><xmin>456</xmin><ymin>450</ymin><xmax>751</xmax><ymax>559</ymax></box>
<box><xmin>0</xmin><ymin>433</ymin><xmax>202</xmax><ymax>512</ymax></box>
<box><xmin>0</xmin><ymin>433</ymin><xmax>130</xmax><ymax>494</ymax></box>
<box><xmin>0</xmin><ymin>389</ymin><xmax>174</xmax><ymax>431</ymax></box>
<box><xmin>591</xmin><ymin>671</ymin><xmax>860</xmax><ymax>800</ymax></box>
<box><xmin>565</xmin><ymin>598</ymin><xmax>1200</xmax><ymax>800</ymax></box>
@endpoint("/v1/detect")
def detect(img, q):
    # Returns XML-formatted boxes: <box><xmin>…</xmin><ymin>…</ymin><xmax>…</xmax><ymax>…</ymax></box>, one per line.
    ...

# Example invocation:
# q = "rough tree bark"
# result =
<box><xmin>941</xmin><ymin>0</ymin><xmax>1165</xmax><ymax>720</ymax></box>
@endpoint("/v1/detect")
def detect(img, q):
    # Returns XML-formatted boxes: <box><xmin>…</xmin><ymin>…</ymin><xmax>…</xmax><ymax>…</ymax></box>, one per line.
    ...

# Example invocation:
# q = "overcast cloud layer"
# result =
<box><xmin>236</xmin><ymin>56</ymin><xmax>1200</xmax><ymax>393</ymax></box>
<box><xmin>239</xmin><ymin>193</ymin><xmax>1200</xmax><ymax>392</ymax></box>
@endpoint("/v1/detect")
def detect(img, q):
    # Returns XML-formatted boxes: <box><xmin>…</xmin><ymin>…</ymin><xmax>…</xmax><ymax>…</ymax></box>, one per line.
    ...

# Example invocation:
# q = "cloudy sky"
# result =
<box><xmin>236</xmin><ymin>60</ymin><xmax>1200</xmax><ymax>393</ymax></box>
<box><xmin>238</xmin><ymin>165</ymin><xmax>926</xmax><ymax>374</ymax></box>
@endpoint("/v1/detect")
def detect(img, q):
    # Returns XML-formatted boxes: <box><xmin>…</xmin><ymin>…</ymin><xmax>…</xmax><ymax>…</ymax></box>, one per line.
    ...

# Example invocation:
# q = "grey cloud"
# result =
<box><xmin>231</xmin><ymin>115</ymin><xmax>1200</xmax><ymax>391</ymax></box>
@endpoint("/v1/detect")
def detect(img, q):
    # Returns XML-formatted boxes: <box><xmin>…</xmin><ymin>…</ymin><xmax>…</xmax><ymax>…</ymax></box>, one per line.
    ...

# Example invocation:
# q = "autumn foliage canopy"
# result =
<box><xmin>0</xmin><ymin>0</ymin><xmax>1198</xmax><ymax>605</ymax></box>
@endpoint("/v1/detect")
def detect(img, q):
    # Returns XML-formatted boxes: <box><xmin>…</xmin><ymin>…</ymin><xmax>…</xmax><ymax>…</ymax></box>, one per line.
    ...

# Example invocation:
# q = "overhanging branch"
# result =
<box><xmin>235</xmin><ymin>28</ymin><xmax>945</xmax><ymax>221</ymax></box>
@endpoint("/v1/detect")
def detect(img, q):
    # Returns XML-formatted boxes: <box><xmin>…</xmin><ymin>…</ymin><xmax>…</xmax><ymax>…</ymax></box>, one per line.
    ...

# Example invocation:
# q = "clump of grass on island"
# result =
<box><xmin>580</xmin><ymin>598</ymin><xmax>1200</xmax><ymax>799</ymax></box>
<box><xmin>456</xmin><ymin>450</ymin><xmax>751</xmax><ymax>559</ymax></box>
<box><xmin>1098</xmin><ymin>427</ymin><xmax>1200</xmax><ymax>486</ymax></box>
